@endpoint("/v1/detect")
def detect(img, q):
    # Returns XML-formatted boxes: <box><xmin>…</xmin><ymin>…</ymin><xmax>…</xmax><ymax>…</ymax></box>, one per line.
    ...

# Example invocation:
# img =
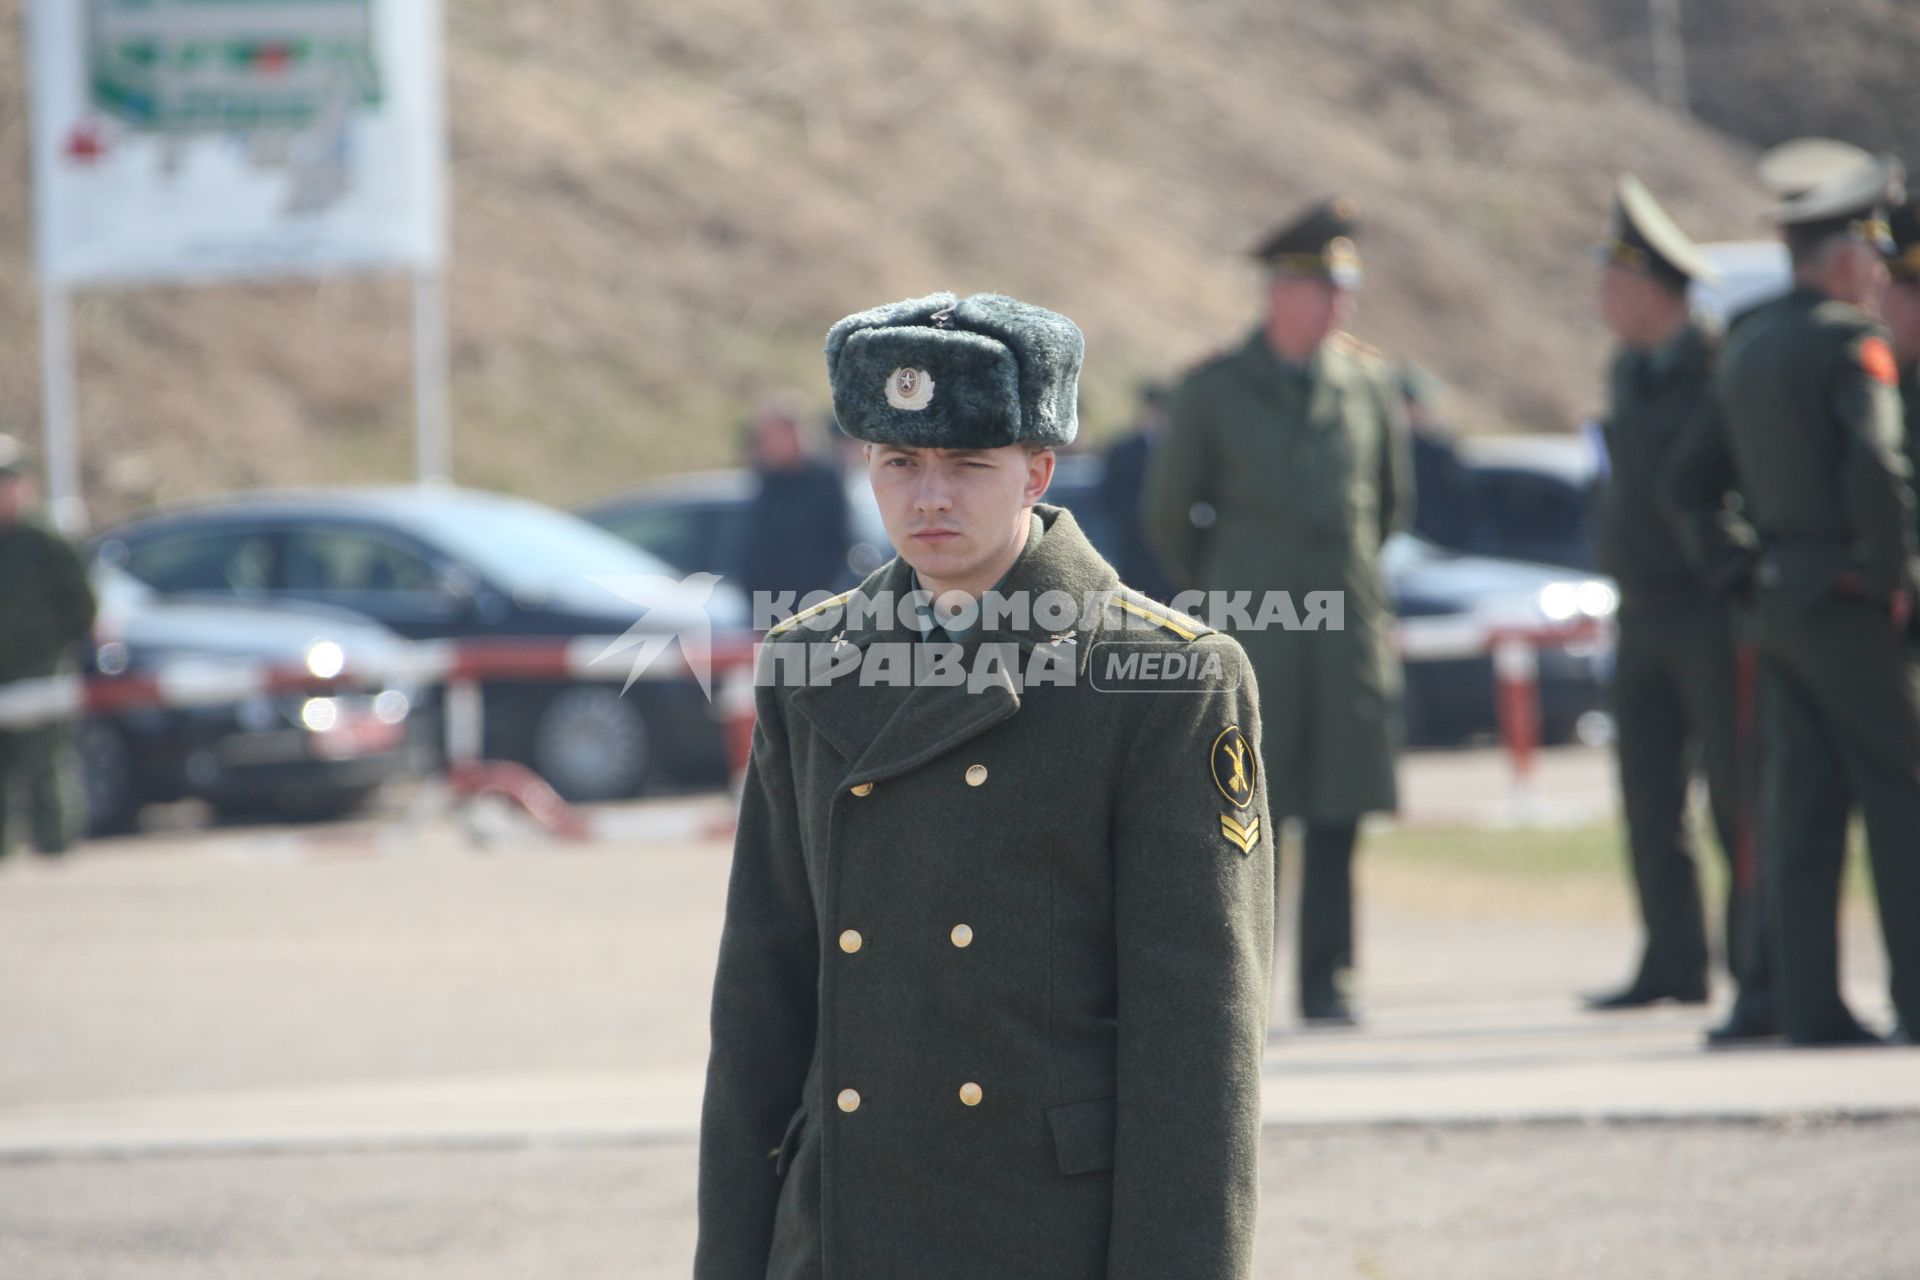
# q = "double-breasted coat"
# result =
<box><xmin>1145</xmin><ymin>330</ymin><xmax>1411</xmax><ymax>822</ymax></box>
<box><xmin>695</xmin><ymin>506</ymin><xmax>1275</xmax><ymax>1280</ymax></box>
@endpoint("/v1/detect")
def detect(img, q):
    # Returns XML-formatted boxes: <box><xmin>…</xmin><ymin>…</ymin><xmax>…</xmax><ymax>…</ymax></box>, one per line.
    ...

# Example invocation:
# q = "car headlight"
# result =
<box><xmin>1537</xmin><ymin>582</ymin><xmax>1580</xmax><ymax>622</ymax></box>
<box><xmin>1575</xmin><ymin>580</ymin><xmax>1618</xmax><ymax>618</ymax></box>
<box><xmin>1538</xmin><ymin>580</ymin><xmax>1618</xmax><ymax>623</ymax></box>
<box><xmin>300</xmin><ymin>698</ymin><xmax>339</xmax><ymax>732</ymax></box>
<box><xmin>305</xmin><ymin>640</ymin><xmax>346</xmax><ymax>680</ymax></box>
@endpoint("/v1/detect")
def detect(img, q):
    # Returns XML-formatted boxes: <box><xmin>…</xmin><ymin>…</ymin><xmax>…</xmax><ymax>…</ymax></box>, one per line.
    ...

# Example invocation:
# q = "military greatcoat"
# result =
<box><xmin>695</xmin><ymin>505</ymin><xmax>1275</xmax><ymax>1280</ymax></box>
<box><xmin>1145</xmin><ymin>329</ymin><xmax>1410</xmax><ymax>822</ymax></box>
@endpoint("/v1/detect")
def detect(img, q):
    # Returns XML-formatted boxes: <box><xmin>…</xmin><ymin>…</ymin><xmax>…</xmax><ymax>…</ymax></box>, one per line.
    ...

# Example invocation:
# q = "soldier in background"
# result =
<box><xmin>1146</xmin><ymin>196</ymin><xmax>1411</xmax><ymax>1027</ymax></box>
<box><xmin>0</xmin><ymin>436</ymin><xmax>98</xmax><ymax>858</ymax></box>
<box><xmin>737</xmin><ymin>394</ymin><xmax>854</xmax><ymax>612</ymax></box>
<box><xmin>1095</xmin><ymin>380</ymin><xmax>1177</xmax><ymax>600</ymax></box>
<box><xmin>1666</xmin><ymin>155</ymin><xmax>1920</xmax><ymax>1046</ymax></box>
<box><xmin>1582</xmin><ymin>177</ymin><xmax>1764</xmax><ymax>1036</ymax></box>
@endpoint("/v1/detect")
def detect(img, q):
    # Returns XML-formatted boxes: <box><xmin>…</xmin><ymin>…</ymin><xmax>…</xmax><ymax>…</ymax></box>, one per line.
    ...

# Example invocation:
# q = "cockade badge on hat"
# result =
<box><xmin>885</xmin><ymin>366</ymin><xmax>935</xmax><ymax>411</ymax></box>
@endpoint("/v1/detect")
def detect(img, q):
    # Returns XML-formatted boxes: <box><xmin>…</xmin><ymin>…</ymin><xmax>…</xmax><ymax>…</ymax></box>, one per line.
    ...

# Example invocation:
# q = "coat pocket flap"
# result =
<box><xmin>773</xmin><ymin>1107</ymin><xmax>807</xmax><ymax>1177</ymax></box>
<box><xmin>1045</xmin><ymin>1097</ymin><xmax>1116</xmax><ymax>1175</ymax></box>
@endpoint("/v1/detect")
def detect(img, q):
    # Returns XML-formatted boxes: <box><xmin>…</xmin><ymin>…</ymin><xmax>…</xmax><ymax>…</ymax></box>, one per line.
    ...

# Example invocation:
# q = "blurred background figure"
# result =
<box><xmin>1669</xmin><ymin>152</ymin><xmax>1920</xmax><ymax>1046</ymax></box>
<box><xmin>1146</xmin><ymin>195</ymin><xmax>1411</xmax><ymax>1028</ymax></box>
<box><xmin>1095</xmin><ymin>380</ymin><xmax>1177</xmax><ymax>600</ymax></box>
<box><xmin>1885</xmin><ymin>200</ymin><xmax>1920</xmax><ymax>482</ymax></box>
<box><xmin>1400</xmin><ymin>364</ymin><xmax>1473</xmax><ymax>551</ymax></box>
<box><xmin>1582</xmin><ymin>176</ymin><xmax>1763</xmax><ymax>1038</ymax></box>
<box><xmin>737</xmin><ymin>393</ymin><xmax>853</xmax><ymax>617</ymax></box>
<box><xmin>0</xmin><ymin>436</ymin><xmax>99</xmax><ymax>859</ymax></box>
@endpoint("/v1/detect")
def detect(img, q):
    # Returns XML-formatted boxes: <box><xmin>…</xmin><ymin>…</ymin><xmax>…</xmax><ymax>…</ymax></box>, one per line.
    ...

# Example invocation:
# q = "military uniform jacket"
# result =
<box><xmin>0</xmin><ymin>518</ymin><xmax>97</xmax><ymax>684</ymax></box>
<box><xmin>1597</xmin><ymin>320</ymin><xmax>1723</xmax><ymax>604</ymax></box>
<box><xmin>1144</xmin><ymin>329</ymin><xmax>1411</xmax><ymax>822</ymax></box>
<box><xmin>695</xmin><ymin>506</ymin><xmax>1275</xmax><ymax>1280</ymax></box>
<box><xmin>1684</xmin><ymin>287</ymin><xmax>1918</xmax><ymax>610</ymax></box>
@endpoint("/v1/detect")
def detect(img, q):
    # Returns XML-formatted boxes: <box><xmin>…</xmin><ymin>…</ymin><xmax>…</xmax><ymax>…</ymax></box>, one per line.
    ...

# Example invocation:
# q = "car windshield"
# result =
<box><xmin>405</xmin><ymin>497</ymin><xmax>680</xmax><ymax>592</ymax></box>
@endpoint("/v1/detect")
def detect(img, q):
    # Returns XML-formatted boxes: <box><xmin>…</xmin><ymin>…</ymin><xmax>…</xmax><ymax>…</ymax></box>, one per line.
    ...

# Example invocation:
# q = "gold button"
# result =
<box><xmin>837</xmin><ymin>1088</ymin><xmax>861</xmax><ymax>1113</ymax></box>
<box><xmin>850</xmin><ymin>782</ymin><xmax>874</xmax><ymax>797</ymax></box>
<box><xmin>958</xmin><ymin>1081</ymin><xmax>983</xmax><ymax>1107</ymax></box>
<box><xmin>950</xmin><ymin>923</ymin><xmax>974</xmax><ymax>948</ymax></box>
<box><xmin>965</xmin><ymin>764</ymin><xmax>988</xmax><ymax>787</ymax></box>
<box><xmin>839</xmin><ymin>929</ymin><xmax>863</xmax><ymax>954</ymax></box>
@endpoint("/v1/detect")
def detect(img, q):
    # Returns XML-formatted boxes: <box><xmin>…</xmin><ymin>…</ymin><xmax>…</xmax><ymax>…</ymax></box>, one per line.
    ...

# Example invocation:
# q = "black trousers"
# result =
<box><xmin>1296</xmin><ymin>820</ymin><xmax>1358</xmax><ymax>1012</ymax></box>
<box><xmin>1609</xmin><ymin>599</ymin><xmax>1765</xmax><ymax>998</ymax></box>
<box><xmin>1754</xmin><ymin>596</ymin><xmax>1920</xmax><ymax>1040</ymax></box>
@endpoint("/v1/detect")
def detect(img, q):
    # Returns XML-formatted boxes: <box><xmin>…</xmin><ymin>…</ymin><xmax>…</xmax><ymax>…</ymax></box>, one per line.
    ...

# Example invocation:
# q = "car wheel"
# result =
<box><xmin>79</xmin><ymin>721</ymin><xmax>140</xmax><ymax>836</ymax></box>
<box><xmin>531</xmin><ymin>686</ymin><xmax>651</xmax><ymax>802</ymax></box>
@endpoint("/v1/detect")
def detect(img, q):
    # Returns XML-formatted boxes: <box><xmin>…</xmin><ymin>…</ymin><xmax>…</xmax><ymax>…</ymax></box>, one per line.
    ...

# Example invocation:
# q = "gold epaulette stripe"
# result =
<box><xmin>1112</xmin><ymin>596</ymin><xmax>1200</xmax><ymax>641</ymax></box>
<box><xmin>767</xmin><ymin>590</ymin><xmax>857</xmax><ymax>636</ymax></box>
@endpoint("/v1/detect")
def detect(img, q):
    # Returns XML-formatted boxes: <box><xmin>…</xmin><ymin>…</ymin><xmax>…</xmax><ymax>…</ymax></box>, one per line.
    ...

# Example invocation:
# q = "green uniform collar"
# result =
<box><xmin>907</xmin><ymin>512</ymin><xmax>1043</xmax><ymax>643</ymax></box>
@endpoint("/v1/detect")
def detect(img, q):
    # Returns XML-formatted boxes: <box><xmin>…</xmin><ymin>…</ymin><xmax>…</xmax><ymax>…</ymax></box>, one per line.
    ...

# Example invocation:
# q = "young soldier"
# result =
<box><xmin>696</xmin><ymin>293</ymin><xmax>1276</xmax><ymax>1279</ymax></box>
<box><xmin>1145</xmin><ymin>196</ymin><xmax>1410</xmax><ymax>1026</ymax></box>
<box><xmin>1666</xmin><ymin>155</ymin><xmax>1920</xmax><ymax>1046</ymax></box>
<box><xmin>1583</xmin><ymin>177</ymin><xmax>1762</xmax><ymax>1037</ymax></box>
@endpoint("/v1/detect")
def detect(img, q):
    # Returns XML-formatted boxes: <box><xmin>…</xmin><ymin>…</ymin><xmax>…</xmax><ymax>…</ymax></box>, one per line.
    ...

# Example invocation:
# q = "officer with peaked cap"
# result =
<box><xmin>0</xmin><ymin>435</ymin><xmax>97</xmax><ymax>859</ymax></box>
<box><xmin>1667</xmin><ymin>153</ymin><xmax>1920</xmax><ymax>1045</ymax></box>
<box><xmin>696</xmin><ymin>293</ymin><xmax>1276</xmax><ymax>1278</ymax></box>
<box><xmin>1581</xmin><ymin>178</ymin><xmax>1772</xmax><ymax>1042</ymax></box>
<box><xmin>1145</xmin><ymin>195</ymin><xmax>1411</xmax><ymax>1027</ymax></box>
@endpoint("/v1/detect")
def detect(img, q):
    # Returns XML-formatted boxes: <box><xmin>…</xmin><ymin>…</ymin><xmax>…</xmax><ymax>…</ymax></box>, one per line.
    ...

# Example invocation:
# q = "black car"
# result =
<box><xmin>93</xmin><ymin>488</ymin><xmax>748</xmax><ymax>800</ymax></box>
<box><xmin>1447</xmin><ymin>434</ymin><xmax>1602</xmax><ymax>573</ymax></box>
<box><xmin>578</xmin><ymin>458</ymin><xmax>1615</xmax><ymax>747</ymax></box>
<box><xmin>82</xmin><ymin>567</ymin><xmax>425</xmax><ymax>833</ymax></box>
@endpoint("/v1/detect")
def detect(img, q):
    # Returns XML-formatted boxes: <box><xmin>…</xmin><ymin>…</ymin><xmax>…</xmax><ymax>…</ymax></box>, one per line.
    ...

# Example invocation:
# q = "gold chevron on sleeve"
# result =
<box><xmin>1219</xmin><ymin>811</ymin><xmax>1260</xmax><ymax>855</ymax></box>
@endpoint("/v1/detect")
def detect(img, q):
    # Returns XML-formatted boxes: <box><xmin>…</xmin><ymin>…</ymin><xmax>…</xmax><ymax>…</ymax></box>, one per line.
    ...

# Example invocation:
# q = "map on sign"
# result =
<box><xmin>28</xmin><ymin>0</ymin><xmax>442</xmax><ymax>286</ymax></box>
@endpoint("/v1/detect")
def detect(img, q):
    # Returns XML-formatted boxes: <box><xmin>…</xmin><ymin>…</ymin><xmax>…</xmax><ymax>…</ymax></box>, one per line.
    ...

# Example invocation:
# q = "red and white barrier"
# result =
<box><xmin>0</xmin><ymin>633</ymin><xmax>763</xmax><ymax>843</ymax></box>
<box><xmin>1398</xmin><ymin>613</ymin><xmax>1613</xmax><ymax>820</ymax></box>
<box><xmin>2</xmin><ymin>618</ymin><xmax>1605</xmax><ymax>838</ymax></box>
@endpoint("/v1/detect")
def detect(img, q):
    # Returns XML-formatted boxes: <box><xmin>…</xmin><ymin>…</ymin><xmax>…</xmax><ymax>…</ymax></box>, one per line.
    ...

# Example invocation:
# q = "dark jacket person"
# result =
<box><xmin>1666</xmin><ymin>154</ymin><xmax>1920</xmax><ymax>1045</ymax></box>
<box><xmin>1582</xmin><ymin>176</ymin><xmax>1764</xmax><ymax>1040</ymax></box>
<box><xmin>696</xmin><ymin>294</ymin><xmax>1276</xmax><ymax>1279</ymax></box>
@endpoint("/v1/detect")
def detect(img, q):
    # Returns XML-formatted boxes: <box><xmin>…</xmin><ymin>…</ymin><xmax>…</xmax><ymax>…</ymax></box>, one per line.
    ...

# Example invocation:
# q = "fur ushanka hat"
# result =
<box><xmin>825</xmin><ymin>292</ymin><xmax>1083</xmax><ymax>449</ymax></box>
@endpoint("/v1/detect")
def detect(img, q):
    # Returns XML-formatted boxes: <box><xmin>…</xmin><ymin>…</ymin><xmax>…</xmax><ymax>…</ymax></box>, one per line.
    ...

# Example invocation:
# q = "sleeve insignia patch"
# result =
<box><xmin>1211</xmin><ymin>725</ymin><xmax>1257</xmax><ymax>809</ymax></box>
<box><xmin>1220</xmin><ymin>811</ymin><xmax>1261</xmax><ymax>855</ymax></box>
<box><xmin>1859</xmin><ymin>336</ymin><xmax>1899</xmax><ymax>388</ymax></box>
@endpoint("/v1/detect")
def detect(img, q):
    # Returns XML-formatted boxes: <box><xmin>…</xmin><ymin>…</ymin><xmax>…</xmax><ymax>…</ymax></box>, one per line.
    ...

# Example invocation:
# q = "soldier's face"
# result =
<box><xmin>1597</xmin><ymin>262</ymin><xmax>1642</xmax><ymax>342</ymax></box>
<box><xmin>866</xmin><ymin>443</ymin><xmax>1055</xmax><ymax>593</ymax></box>
<box><xmin>1265</xmin><ymin>277</ymin><xmax>1347</xmax><ymax>359</ymax></box>
<box><xmin>1832</xmin><ymin>239</ymin><xmax>1890</xmax><ymax>311</ymax></box>
<box><xmin>1885</xmin><ymin>280</ymin><xmax>1920</xmax><ymax>364</ymax></box>
<box><xmin>1597</xmin><ymin>263</ymin><xmax>1676</xmax><ymax>348</ymax></box>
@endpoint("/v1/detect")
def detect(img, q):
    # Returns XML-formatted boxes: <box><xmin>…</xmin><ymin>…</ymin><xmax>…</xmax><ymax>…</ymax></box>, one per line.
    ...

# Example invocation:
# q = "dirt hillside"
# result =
<box><xmin>3</xmin><ymin>0</ymin><xmax>1887</xmax><ymax>525</ymax></box>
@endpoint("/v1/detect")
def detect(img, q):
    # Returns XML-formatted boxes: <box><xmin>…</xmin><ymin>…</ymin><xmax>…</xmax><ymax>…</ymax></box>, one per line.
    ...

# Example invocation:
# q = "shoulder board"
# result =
<box><xmin>1107</xmin><ymin>587</ymin><xmax>1213</xmax><ymax>641</ymax></box>
<box><xmin>766</xmin><ymin>589</ymin><xmax>857</xmax><ymax>638</ymax></box>
<box><xmin>1328</xmin><ymin>331</ymin><xmax>1387</xmax><ymax>364</ymax></box>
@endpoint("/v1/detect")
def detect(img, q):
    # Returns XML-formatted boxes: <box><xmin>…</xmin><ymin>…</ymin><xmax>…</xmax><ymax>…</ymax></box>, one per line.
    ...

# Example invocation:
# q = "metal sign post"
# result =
<box><xmin>35</xmin><ymin>283</ymin><xmax>85</xmax><ymax>534</ymax></box>
<box><xmin>414</xmin><ymin>267</ymin><xmax>452</xmax><ymax>485</ymax></box>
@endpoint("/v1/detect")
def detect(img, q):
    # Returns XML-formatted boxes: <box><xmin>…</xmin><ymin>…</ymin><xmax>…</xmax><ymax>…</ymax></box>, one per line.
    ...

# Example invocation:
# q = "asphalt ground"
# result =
<box><xmin>2</xmin><ymin>745</ymin><xmax>1916</xmax><ymax>1277</ymax></box>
